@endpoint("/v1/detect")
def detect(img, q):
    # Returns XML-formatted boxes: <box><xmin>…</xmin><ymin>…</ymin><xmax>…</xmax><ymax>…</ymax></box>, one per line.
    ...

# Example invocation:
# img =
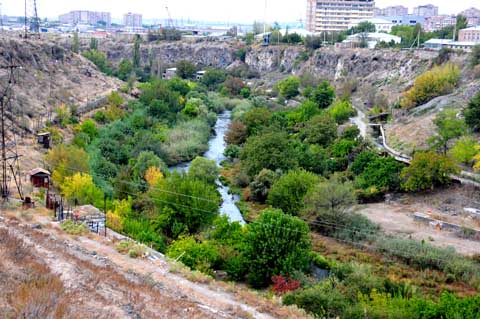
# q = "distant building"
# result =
<box><xmin>459</xmin><ymin>26</ymin><xmax>480</xmax><ymax>43</ymax></box>
<box><xmin>383</xmin><ymin>15</ymin><xmax>425</xmax><ymax>27</ymax></box>
<box><xmin>460</xmin><ymin>7</ymin><xmax>480</xmax><ymax>27</ymax></box>
<box><xmin>376</xmin><ymin>6</ymin><xmax>408</xmax><ymax>17</ymax></box>
<box><xmin>123</xmin><ymin>12</ymin><xmax>143</xmax><ymax>28</ymax></box>
<box><xmin>424</xmin><ymin>38</ymin><xmax>478</xmax><ymax>51</ymax></box>
<box><xmin>306</xmin><ymin>0</ymin><xmax>375</xmax><ymax>33</ymax></box>
<box><xmin>424</xmin><ymin>15</ymin><xmax>456</xmax><ymax>32</ymax></box>
<box><xmin>59</xmin><ymin>11</ymin><xmax>111</xmax><ymax>27</ymax></box>
<box><xmin>348</xmin><ymin>18</ymin><xmax>394</xmax><ymax>33</ymax></box>
<box><xmin>342</xmin><ymin>32</ymin><xmax>401</xmax><ymax>48</ymax></box>
<box><xmin>413</xmin><ymin>4</ymin><xmax>439</xmax><ymax>18</ymax></box>
<box><xmin>162</xmin><ymin>68</ymin><xmax>177</xmax><ymax>80</ymax></box>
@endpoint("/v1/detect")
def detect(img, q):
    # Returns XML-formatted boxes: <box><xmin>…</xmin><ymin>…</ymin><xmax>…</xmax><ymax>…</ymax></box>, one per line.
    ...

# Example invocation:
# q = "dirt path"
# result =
<box><xmin>358</xmin><ymin>203</ymin><xmax>480</xmax><ymax>256</ymax></box>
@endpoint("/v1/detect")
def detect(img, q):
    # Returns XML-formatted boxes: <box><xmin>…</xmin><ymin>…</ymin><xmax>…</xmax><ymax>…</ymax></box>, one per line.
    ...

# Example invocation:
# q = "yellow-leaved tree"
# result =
<box><xmin>60</xmin><ymin>173</ymin><xmax>103</xmax><ymax>207</ymax></box>
<box><xmin>145</xmin><ymin>166</ymin><xmax>164</xmax><ymax>187</ymax></box>
<box><xmin>474</xmin><ymin>145</ymin><xmax>480</xmax><ymax>171</ymax></box>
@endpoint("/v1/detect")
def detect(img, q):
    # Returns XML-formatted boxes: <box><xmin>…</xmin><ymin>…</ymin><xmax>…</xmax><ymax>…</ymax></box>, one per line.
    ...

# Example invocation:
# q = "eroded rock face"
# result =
<box><xmin>0</xmin><ymin>36</ymin><xmax>121</xmax><ymax>132</ymax></box>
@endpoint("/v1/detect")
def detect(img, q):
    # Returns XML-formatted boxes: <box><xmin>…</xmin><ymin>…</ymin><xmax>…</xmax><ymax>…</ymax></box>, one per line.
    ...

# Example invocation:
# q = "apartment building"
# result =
<box><xmin>423</xmin><ymin>15</ymin><xmax>456</xmax><ymax>32</ymax></box>
<box><xmin>412</xmin><ymin>4</ymin><xmax>438</xmax><ymax>18</ymax></box>
<box><xmin>460</xmin><ymin>7</ymin><xmax>480</xmax><ymax>27</ymax></box>
<box><xmin>59</xmin><ymin>11</ymin><xmax>111</xmax><ymax>27</ymax></box>
<box><xmin>123</xmin><ymin>13</ymin><xmax>143</xmax><ymax>28</ymax></box>
<box><xmin>459</xmin><ymin>26</ymin><xmax>480</xmax><ymax>43</ymax></box>
<box><xmin>376</xmin><ymin>6</ymin><xmax>408</xmax><ymax>17</ymax></box>
<box><xmin>306</xmin><ymin>0</ymin><xmax>375</xmax><ymax>33</ymax></box>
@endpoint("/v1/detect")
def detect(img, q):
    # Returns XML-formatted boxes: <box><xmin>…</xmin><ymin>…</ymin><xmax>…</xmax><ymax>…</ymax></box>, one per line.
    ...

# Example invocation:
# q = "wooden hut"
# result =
<box><xmin>29</xmin><ymin>168</ymin><xmax>51</xmax><ymax>188</ymax></box>
<box><xmin>36</xmin><ymin>132</ymin><xmax>51</xmax><ymax>149</ymax></box>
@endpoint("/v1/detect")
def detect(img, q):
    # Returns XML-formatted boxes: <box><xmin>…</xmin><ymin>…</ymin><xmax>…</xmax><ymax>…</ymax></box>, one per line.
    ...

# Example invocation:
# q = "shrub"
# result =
<box><xmin>401</xmin><ymin>63</ymin><xmax>460</xmax><ymax>109</ymax></box>
<box><xmin>310</xmin><ymin>81</ymin><xmax>336</xmax><ymax>109</ymax></box>
<box><xmin>115</xmin><ymin>240</ymin><xmax>146</xmax><ymax>258</ymax></box>
<box><xmin>188</xmin><ymin>157</ymin><xmax>219</xmax><ymax>184</ymax></box>
<box><xmin>356</xmin><ymin>157</ymin><xmax>404</xmax><ymax>191</ymax></box>
<box><xmin>242</xmin><ymin>107</ymin><xmax>272</xmax><ymax>135</ymax></box>
<box><xmin>464</xmin><ymin>91</ymin><xmax>480</xmax><ymax>132</ymax></box>
<box><xmin>449</xmin><ymin>136</ymin><xmax>479</xmax><ymax>165</ymax></box>
<box><xmin>300</xmin><ymin>113</ymin><xmax>338</xmax><ymax>147</ymax></box>
<box><xmin>166</xmin><ymin>236</ymin><xmax>220</xmax><ymax>275</ymax></box>
<box><xmin>267</xmin><ymin>169</ymin><xmax>320</xmax><ymax>215</ymax></box>
<box><xmin>224</xmin><ymin>144</ymin><xmax>241</xmax><ymax>160</ymax></box>
<box><xmin>176</xmin><ymin>60</ymin><xmax>196</xmax><ymax>79</ymax></box>
<box><xmin>60</xmin><ymin>220</ymin><xmax>89</xmax><ymax>235</ymax></box>
<box><xmin>327</xmin><ymin>99</ymin><xmax>356</xmax><ymax>124</ymax></box>
<box><xmin>60</xmin><ymin>173</ymin><xmax>104</xmax><ymax>207</ymax></box>
<box><xmin>401</xmin><ymin>151</ymin><xmax>459</xmax><ymax>192</ymax></box>
<box><xmin>249</xmin><ymin>169</ymin><xmax>279</xmax><ymax>203</ymax></box>
<box><xmin>277</xmin><ymin>76</ymin><xmax>300</xmax><ymax>99</ymax></box>
<box><xmin>245</xmin><ymin>209</ymin><xmax>312</xmax><ymax>287</ymax></box>
<box><xmin>271</xmin><ymin>275</ymin><xmax>302</xmax><ymax>294</ymax></box>
<box><xmin>223</xmin><ymin>77</ymin><xmax>245</xmax><ymax>96</ymax></box>
<box><xmin>201</xmin><ymin>69</ymin><xmax>227</xmax><ymax>89</ymax></box>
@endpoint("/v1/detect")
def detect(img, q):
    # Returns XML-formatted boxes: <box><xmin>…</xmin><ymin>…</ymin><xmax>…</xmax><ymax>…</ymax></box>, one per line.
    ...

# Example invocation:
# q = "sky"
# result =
<box><xmin>1</xmin><ymin>0</ymin><xmax>479</xmax><ymax>24</ymax></box>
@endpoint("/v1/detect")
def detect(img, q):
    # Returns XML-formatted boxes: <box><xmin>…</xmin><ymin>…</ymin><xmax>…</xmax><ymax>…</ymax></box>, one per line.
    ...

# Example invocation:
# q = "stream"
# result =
<box><xmin>170</xmin><ymin>111</ymin><xmax>245</xmax><ymax>225</ymax></box>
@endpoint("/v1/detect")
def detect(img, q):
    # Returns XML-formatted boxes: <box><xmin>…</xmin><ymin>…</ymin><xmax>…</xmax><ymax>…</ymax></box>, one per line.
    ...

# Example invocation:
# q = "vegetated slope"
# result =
<box><xmin>0</xmin><ymin>36</ymin><xmax>122</xmax><ymax>133</ymax></box>
<box><xmin>0</xmin><ymin>212</ymin><xmax>303</xmax><ymax>319</ymax></box>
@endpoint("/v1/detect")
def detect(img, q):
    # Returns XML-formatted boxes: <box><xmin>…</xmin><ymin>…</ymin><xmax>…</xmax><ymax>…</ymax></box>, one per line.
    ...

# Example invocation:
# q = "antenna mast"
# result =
<box><xmin>0</xmin><ymin>60</ymin><xmax>24</xmax><ymax>201</ymax></box>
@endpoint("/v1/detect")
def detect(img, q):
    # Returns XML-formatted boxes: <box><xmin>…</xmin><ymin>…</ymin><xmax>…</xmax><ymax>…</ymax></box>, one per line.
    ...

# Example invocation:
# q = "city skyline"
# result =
<box><xmin>1</xmin><ymin>0</ymin><xmax>479</xmax><ymax>24</ymax></box>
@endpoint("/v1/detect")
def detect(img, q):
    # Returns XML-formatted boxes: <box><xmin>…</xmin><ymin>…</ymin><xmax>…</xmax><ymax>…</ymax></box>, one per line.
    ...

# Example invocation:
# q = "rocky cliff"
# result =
<box><xmin>0</xmin><ymin>36</ymin><xmax>121</xmax><ymax>132</ymax></box>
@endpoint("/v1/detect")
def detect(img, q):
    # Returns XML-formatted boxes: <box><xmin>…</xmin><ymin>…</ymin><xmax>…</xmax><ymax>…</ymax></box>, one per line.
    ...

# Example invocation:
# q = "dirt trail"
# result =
<box><xmin>358</xmin><ymin>203</ymin><xmax>480</xmax><ymax>256</ymax></box>
<box><xmin>0</xmin><ymin>211</ymin><xmax>303</xmax><ymax>319</ymax></box>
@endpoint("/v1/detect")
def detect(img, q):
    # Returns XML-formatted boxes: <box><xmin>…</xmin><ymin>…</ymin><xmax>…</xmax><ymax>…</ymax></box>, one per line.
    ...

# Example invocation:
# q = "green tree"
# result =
<box><xmin>166</xmin><ymin>236</ymin><xmax>220</xmax><ymax>274</ymax></box>
<box><xmin>223</xmin><ymin>77</ymin><xmax>245</xmax><ymax>96</ymax></box>
<box><xmin>201</xmin><ymin>69</ymin><xmax>227</xmax><ymax>89</ymax></box>
<box><xmin>449</xmin><ymin>136</ymin><xmax>479</xmax><ymax>166</ymax></box>
<box><xmin>150</xmin><ymin>173</ymin><xmax>220</xmax><ymax>238</ymax></box>
<box><xmin>455</xmin><ymin>15</ymin><xmax>468</xmax><ymax>41</ymax></box>
<box><xmin>429</xmin><ymin>109</ymin><xmax>466</xmax><ymax>154</ymax></box>
<box><xmin>277</xmin><ymin>76</ymin><xmax>300</xmax><ymax>99</ymax></box>
<box><xmin>300</xmin><ymin>113</ymin><xmax>338</xmax><ymax>147</ymax></box>
<box><xmin>72</xmin><ymin>31</ymin><xmax>79</xmax><ymax>53</ymax></box>
<box><xmin>349</xmin><ymin>21</ymin><xmax>376</xmax><ymax>34</ymax></box>
<box><xmin>311</xmin><ymin>81</ymin><xmax>336</xmax><ymax>109</ymax></box>
<box><xmin>45</xmin><ymin>144</ymin><xmax>89</xmax><ymax>186</ymax></box>
<box><xmin>303</xmin><ymin>177</ymin><xmax>357</xmax><ymax>231</ymax></box>
<box><xmin>401</xmin><ymin>151</ymin><xmax>459</xmax><ymax>192</ymax></box>
<box><xmin>471</xmin><ymin>45</ymin><xmax>480</xmax><ymax>67</ymax></box>
<box><xmin>189</xmin><ymin>157</ymin><xmax>219</xmax><ymax>184</ymax></box>
<box><xmin>241</xmin><ymin>131</ymin><xmax>298</xmax><ymax>177</ymax></box>
<box><xmin>89</xmin><ymin>37</ymin><xmax>98</xmax><ymax>50</ymax></box>
<box><xmin>464</xmin><ymin>91</ymin><xmax>480</xmax><ymax>132</ymax></box>
<box><xmin>267</xmin><ymin>169</ymin><xmax>320</xmax><ymax>215</ymax></box>
<box><xmin>176</xmin><ymin>60</ymin><xmax>196</xmax><ymax>79</ymax></box>
<box><xmin>242</xmin><ymin>107</ymin><xmax>272</xmax><ymax>135</ymax></box>
<box><xmin>245</xmin><ymin>209</ymin><xmax>311</xmax><ymax>287</ymax></box>
<box><xmin>249</xmin><ymin>169</ymin><xmax>279</xmax><ymax>203</ymax></box>
<box><xmin>82</xmin><ymin>49</ymin><xmax>112</xmax><ymax>75</ymax></box>
<box><xmin>328</xmin><ymin>99</ymin><xmax>356</xmax><ymax>124</ymax></box>
<box><xmin>131</xmin><ymin>151</ymin><xmax>167</xmax><ymax>182</ymax></box>
<box><xmin>225</xmin><ymin>120</ymin><xmax>248</xmax><ymax>145</ymax></box>
<box><xmin>133</xmin><ymin>34</ymin><xmax>142</xmax><ymax>69</ymax></box>
<box><xmin>117</xmin><ymin>58</ymin><xmax>134</xmax><ymax>81</ymax></box>
<box><xmin>356</xmin><ymin>157</ymin><xmax>404</xmax><ymax>191</ymax></box>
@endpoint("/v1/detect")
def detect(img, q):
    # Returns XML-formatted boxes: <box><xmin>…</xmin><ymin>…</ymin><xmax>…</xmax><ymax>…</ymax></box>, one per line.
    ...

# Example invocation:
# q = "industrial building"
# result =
<box><xmin>59</xmin><ymin>11</ymin><xmax>111</xmax><ymax>27</ymax></box>
<box><xmin>306</xmin><ymin>0</ymin><xmax>375</xmax><ymax>33</ymax></box>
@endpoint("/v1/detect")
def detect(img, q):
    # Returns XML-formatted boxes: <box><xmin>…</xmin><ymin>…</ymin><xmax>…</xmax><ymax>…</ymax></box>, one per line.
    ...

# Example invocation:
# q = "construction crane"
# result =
<box><xmin>165</xmin><ymin>6</ymin><xmax>174</xmax><ymax>29</ymax></box>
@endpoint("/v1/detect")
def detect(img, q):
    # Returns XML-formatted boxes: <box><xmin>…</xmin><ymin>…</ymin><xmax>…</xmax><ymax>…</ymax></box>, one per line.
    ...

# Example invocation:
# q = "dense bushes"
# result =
<box><xmin>245</xmin><ymin>209</ymin><xmax>312</xmax><ymax>287</ymax></box>
<box><xmin>401</xmin><ymin>63</ymin><xmax>460</xmax><ymax>109</ymax></box>
<box><xmin>464</xmin><ymin>91</ymin><xmax>480</xmax><ymax>132</ymax></box>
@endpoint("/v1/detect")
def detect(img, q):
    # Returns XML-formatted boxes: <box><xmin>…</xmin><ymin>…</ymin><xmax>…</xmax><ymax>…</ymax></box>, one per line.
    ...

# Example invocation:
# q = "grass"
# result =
<box><xmin>115</xmin><ymin>240</ymin><xmax>146</xmax><ymax>258</ymax></box>
<box><xmin>60</xmin><ymin>220</ymin><xmax>89</xmax><ymax>236</ymax></box>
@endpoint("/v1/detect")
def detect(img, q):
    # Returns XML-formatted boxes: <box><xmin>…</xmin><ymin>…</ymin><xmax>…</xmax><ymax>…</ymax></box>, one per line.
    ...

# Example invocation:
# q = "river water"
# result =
<box><xmin>170</xmin><ymin>111</ymin><xmax>245</xmax><ymax>224</ymax></box>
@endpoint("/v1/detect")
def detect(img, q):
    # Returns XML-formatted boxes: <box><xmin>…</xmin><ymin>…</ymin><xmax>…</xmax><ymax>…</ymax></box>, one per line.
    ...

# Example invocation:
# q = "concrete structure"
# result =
<box><xmin>123</xmin><ymin>13</ymin><xmax>143</xmax><ymax>28</ymax></box>
<box><xmin>59</xmin><ymin>11</ymin><xmax>111</xmax><ymax>27</ymax></box>
<box><xmin>383</xmin><ymin>15</ymin><xmax>425</xmax><ymax>27</ymax></box>
<box><xmin>376</xmin><ymin>6</ymin><xmax>408</xmax><ymax>17</ymax></box>
<box><xmin>460</xmin><ymin>8</ymin><xmax>480</xmax><ymax>27</ymax></box>
<box><xmin>306</xmin><ymin>0</ymin><xmax>375</xmax><ymax>33</ymax></box>
<box><xmin>424</xmin><ymin>15</ymin><xmax>456</xmax><ymax>32</ymax></box>
<box><xmin>348</xmin><ymin>17</ymin><xmax>393</xmax><ymax>32</ymax></box>
<box><xmin>413</xmin><ymin>4</ymin><xmax>438</xmax><ymax>18</ymax></box>
<box><xmin>162</xmin><ymin>68</ymin><xmax>177</xmax><ymax>79</ymax></box>
<box><xmin>424</xmin><ymin>38</ymin><xmax>478</xmax><ymax>51</ymax></box>
<box><xmin>459</xmin><ymin>26</ymin><xmax>480</xmax><ymax>43</ymax></box>
<box><xmin>342</xmin><ymin>32</ymin><xmax>401</xmax><ymax>48</ymax></box>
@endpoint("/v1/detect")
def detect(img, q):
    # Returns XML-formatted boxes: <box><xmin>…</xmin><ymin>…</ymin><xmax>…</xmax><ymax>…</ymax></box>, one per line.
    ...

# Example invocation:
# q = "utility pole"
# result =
<box><xmin>24</xmin><ymin>0</ymin><xmax>28</xmax><ymax>38</ymax></box>
<box><xmin>0</xmin><ymin>60</ymin><xmax>24</xmax><ymax>201</ymax></box>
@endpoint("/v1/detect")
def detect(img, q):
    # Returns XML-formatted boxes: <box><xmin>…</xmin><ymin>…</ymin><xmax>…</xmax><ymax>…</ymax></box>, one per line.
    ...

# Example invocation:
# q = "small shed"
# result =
<box><xmin>29</xmin><ymin>168</ymin><xmax>51</xmax><ymax>188</ymax></box>
<box><xmin>36</xmin><ymin>132</ymin><xmax>50</xmax><ymax>149</ymax></box>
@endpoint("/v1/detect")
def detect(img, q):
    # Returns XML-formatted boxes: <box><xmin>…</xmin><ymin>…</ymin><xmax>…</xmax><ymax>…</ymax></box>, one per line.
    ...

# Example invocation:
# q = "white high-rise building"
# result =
<box><xmin>306</xmin><ymin>0</ymin><xmax>375</xmax><ymax>33</ymax></box>
<box><xmin>412</xmin><ymin>4</ymin><xmax>439</xmax><ymax>18</ymax></box>
<box><xmin>123</xmin><ymin>13</ymin><xmax>143</xmax><ymax>29</ymax></box>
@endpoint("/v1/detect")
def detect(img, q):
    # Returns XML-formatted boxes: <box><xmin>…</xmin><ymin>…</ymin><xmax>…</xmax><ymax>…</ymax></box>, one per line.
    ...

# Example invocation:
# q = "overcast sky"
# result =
<box><xmin>1</xmin><ymin>0</ymin><xmax>479</xmax><ymax>23</ymax></box>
